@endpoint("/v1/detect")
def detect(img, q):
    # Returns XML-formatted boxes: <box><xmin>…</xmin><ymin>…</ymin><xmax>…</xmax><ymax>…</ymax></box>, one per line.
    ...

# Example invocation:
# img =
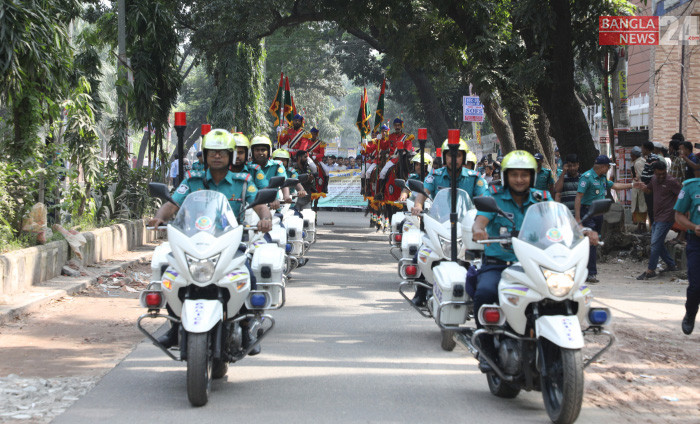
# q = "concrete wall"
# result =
<box><xmin>0</xmin><ymin>220</ymin><xmax>158</xmax><ymax>297</ymax></box>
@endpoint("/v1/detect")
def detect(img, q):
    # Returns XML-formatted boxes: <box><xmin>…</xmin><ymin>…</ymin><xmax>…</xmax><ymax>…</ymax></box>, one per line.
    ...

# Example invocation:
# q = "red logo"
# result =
<box><xmin>599</xmin><ymin>16</ymin><xmax>659</xmax><ymax>45</ymax></box>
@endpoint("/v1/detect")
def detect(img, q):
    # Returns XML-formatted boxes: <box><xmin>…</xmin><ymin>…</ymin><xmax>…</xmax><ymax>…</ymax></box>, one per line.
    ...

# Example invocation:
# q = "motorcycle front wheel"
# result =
<box><xmin>187</xmin><ymin>332</ymin><xmax>213</xmax><ymax>407</ymax></box>
<box><xmin>540</xmin><ymin>340</ymin><xmax>583</xmax><ymax>424</ymax></box>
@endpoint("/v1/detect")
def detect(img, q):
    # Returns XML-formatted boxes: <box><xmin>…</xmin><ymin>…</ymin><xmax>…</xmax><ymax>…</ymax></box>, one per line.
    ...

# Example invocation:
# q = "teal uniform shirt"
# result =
<box><xmin>253</xmin><ymin>159</ymin><xmax>287</xmax><ymax>183</ymax></box>
<box><xmin>423</xmin><ymin>167</ymin><xmax>488</xmax><ymax>200</ymax></box>
<box><xmin>478</xmin><ymin>185</ymin><xmax>552</xmax><ymax>262</ymax></box>
<box><xmin>674</xmin><ymin>178</ymin><xmax>700</xmax><ymax>232</ymax></box>
<box><xmin>577</xmin><ymin>168</ymin><xmax>613</xmax><ymax>205</ymax></box>
<box><xmin>192</xmin><ymin>161</ymin><xmax>205</xmax><ymax>172</ymax></box>
<box><xmin>285</xmin><ymin>167</ymin><xmax>299</xmax><ymax>195</ymax></box>
<box><xmin>239</xmin><ymin>163</ymin><xmax>268</xmax><ymax>189</ymax></box>
<box><xmin>535</xmin><ymin>168</ymin><xmax>555</xmax><ymax>191</ymax></box>
<box><xmin>172</xmin><ymin>169</ymin><xmax>258</xmax><ymax>220</ymax></box>
<box><xmin>408</xmin><ymin>172</ymin><xmax>420</xmax><ymax>181</ymax></box>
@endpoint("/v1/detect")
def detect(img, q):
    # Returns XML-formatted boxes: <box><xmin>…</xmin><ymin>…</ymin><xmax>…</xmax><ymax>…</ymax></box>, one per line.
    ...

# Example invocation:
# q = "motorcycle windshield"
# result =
<box><xmin>518</xmin><ymin>202</ymin><xmax>585</xmax><ymax>249</ymax></box>
<box><xmin>427</xmin><ymin>188</ymin><xmax>473</xmax><ymax>223</ymax></box>
<box><xmin>171</xmin><ymin>190</ymin><xmax>238</xmax><ymax>237</ymax></box>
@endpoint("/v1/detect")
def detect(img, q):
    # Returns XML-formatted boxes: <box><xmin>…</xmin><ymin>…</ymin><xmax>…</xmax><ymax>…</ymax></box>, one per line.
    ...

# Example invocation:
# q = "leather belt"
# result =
<box><xmin>483</xmin><ymin>257</ymin><xmax>513</xmax><ymax>266</ymax></box>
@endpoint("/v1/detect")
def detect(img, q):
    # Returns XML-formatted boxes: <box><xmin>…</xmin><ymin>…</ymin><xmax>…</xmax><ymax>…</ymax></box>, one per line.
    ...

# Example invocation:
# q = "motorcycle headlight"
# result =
<box><xmin>186</xmin><ymin>253</ymin><xmax>220</xmax><ymax>283</ymax></box>
<box><xmin>439</xmin><ymin>236</ymin><xmax>463</xmax><ymax>257</ymax></box>
<box><xmin>541</xmin><ymin>266</ymin><xmax>576</xmax><ymax>297</ymax></box>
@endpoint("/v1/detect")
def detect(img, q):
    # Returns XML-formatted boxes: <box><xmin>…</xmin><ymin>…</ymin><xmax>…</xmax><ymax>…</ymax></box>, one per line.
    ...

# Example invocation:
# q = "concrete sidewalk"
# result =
<box><xmin>0</xmin><ymin>244</ymin><xmax>158</xmax><ymax>326</ymax></box>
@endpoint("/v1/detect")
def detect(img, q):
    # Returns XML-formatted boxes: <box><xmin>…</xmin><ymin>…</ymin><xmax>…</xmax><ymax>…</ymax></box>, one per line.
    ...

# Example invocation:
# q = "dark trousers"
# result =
<box><xmin>474</xmin><ymin>263</ymin><xmax>508</xmax><ymax>327</ymax></box>
<box><xmin>644</xmin><ymin>192</ymin><xmax>655</xmax><ymax>225</ymax></box>
<box><xmin>581</xmin><ymin>205</ymin><xmax>603</xmax><ymax>276</ymax></box>
<box><xmin>686</xmin><ymin>234</ymin><xmax>700</xmax><ymax>317</ymax></box>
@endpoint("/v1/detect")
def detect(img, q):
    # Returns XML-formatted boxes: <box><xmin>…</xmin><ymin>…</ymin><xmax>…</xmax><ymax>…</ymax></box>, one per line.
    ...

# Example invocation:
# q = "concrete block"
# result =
<box><xmin>0</xmin><ymin>219</ymin><xmax>156</xmax><ymax>298</ymax></box>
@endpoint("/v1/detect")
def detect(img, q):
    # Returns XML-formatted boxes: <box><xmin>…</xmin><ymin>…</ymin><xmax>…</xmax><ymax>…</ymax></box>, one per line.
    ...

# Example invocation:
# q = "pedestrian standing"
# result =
<box><xmin>554</xmin><ymin>154</ymin><xmax>580</xmax><ymax>214</ymax></box>
<box><xmin>630</xmin><ymin>146</ymin><xmax>648</xmax><ymax>232</ymax></box>
<box><xmin>680</xmin><ymin>141</ymin><xmax>699</xmax><ymax>181</ymax></box>
<box><xmin>640</xmin><ymin>141</ymin><xmax>659</xmax><ymax>226</ymax></box>
<box><xmin>575</xmin><ymin>155</ymin><xmax>642</xmax><ymax>283</ymax></box>
<box><xmin>637</xmin><ymin>161</ymin><xmax>680</xmax><ymax>280</ymax></box>
<box><xmin>673</xmin><ymin>169</ymin><xmax>700</xmax><ymax>335</ymax></box>
<box><xmin>533</xmin><ymin>153</ymin><xmax>555</xmax><ymax>192</ymax></box>
<box><xmin>169</xmin><ymin>154</ymin><xmax>179</xmax><ymax>187</ymax></box>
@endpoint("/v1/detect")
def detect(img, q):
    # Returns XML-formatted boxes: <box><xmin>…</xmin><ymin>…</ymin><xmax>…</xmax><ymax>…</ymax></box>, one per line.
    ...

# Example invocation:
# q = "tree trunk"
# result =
<box><xmin>533</xmin><ymin>0</ymin><xmax>598</xmax><ymax>171</ymax></box>
<box><xmin>404</xmin><ymin>65</ymin><xmax>451</xmax><ymax>149</ymax></box>
<box><xmin>535</xmin><ymin>104</ymin><xmax>555</xmax><ymax>170</ymax></box>
<box><xmin>481</xmin><ymin>94</ymin><xmax>516</xmax><ymax>154</ymax></box>
<box><xmin>136</xmin><ymin>131</ymin><xmax>150</xmax><ymax>168</ymax></box>
<box><xmin>503</xmin><ymin>94</ymin><xmax>543</xmax><ymax>154</ymax></box>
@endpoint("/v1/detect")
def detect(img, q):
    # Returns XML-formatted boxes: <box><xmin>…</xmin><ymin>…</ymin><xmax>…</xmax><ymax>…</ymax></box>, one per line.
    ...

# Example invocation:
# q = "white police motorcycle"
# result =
<box><xmin>448</xmin><ymin>196</ymin><xmax>615</xmax><ymax>424</ymax></box>
<box><xmin>398</xmin><ymin>181</ymin><xmax>482</xmax><ymax>351</ymax></box>
<box><xmin>138</xmin><ymin>184</ymin><xmax>280</xmax><ymax>406</ymax></box>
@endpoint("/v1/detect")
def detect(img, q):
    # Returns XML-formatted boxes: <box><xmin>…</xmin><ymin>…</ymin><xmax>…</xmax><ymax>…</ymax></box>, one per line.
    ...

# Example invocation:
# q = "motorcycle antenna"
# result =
<box><xmin>447</xmin><ymin>129</ymin><xmax>460</xmax><ymax>262</ymax></box>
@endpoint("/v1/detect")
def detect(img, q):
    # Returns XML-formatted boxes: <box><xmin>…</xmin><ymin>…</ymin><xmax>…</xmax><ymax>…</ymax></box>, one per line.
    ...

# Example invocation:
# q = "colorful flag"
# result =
<box><xmin>283</xmin><ymin>77</ymin><xmax>293</xmax><ymax>125</ymax></box>
<box><xmin>268</xmin><ymin>72</ymin><xmax>284</xmax><ymax>126</ymax></box>
<box><xmin>363</xmin><ymin>87</ymin><xmax>371</xmax><ymax>135</ymax></box>
<box><xmin>291</xmin><ymin>95</ymin><xmax>297</xmax><ymax>116</ymax></box>
<box><xmin>373</xmin><ymin>78</ymin><xmax>385</xmax><ymax>133</ymax></box>
<box><xmin>355</xmin><ymin>88</ymin><xmax>366</xmax><ymax>138</ymax></box>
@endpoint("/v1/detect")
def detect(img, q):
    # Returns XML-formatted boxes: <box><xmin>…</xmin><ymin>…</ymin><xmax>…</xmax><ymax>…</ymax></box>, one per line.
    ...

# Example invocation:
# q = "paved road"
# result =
<box><xmin>55</xmin><ymin>211</ymin><xmax>620</xmax><ymax>423</ymax></box>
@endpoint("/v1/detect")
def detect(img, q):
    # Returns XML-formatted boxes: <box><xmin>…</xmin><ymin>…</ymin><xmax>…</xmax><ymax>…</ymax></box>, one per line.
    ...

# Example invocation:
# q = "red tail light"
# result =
<box><xmin>482</xmin><ymin>308</ymin><xmax>501</xmax><ymax>324</ymax></box>
<box><xmin>394</xmin><ymin>234</ymin><xmax>402</xmax><ymax>242</ymax></box>
<box><xmin>405</xmin><ymin>265</ymin><xmax>417</xmax><ymax>276</ymax></box>
<box><xmin>145</xmin><ymin>292</ymin><xmax>162</xmax><ymax>307</ymax></box>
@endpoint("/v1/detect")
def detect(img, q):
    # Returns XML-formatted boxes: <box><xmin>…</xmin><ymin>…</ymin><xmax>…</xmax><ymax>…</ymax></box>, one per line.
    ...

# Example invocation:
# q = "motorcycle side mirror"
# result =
<box><xmin>246</xmin><ymin>188</ymin><xmax>278</xmax><ymax>209</ymax></box>
<box><xmin>148</xmin><ymin>182</ymin><xmax>176</xmax><ymax>205</ymax></box>
<box><xmin>394</xmin><ymin>179</ymin><xmax>406</xmax><ymax>190</ymax></box>
<box><xmin>268</xmin><ymin>176</ymin><xmax>285</xmax><ymax>189</ymax></box>
<box><xmin>282</xmin><ymin>178</ymin><xmax>299</xmax><ymax>188</ymax></box>
<box><xmin>581</xmin><ymin>199</ymin><xmax>613</xmax><ymax>222</ymax></box>
<box><xmin>297</xmin><ymin>174</ymin><xmax>310</xmax><ymax>184</ymax></box>
<box><xmin>473</xmin><ymin>196</ymin><xmax>516</xmax><ymax>226</ymax></box>
<box><xmin>407</xmin><ymin>179</ymin><xmax>430</xmax><ymax>198</ymax></box>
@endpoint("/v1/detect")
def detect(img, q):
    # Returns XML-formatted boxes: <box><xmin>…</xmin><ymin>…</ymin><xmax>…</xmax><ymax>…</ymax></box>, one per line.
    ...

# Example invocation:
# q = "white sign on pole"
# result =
<box><xmin>463</xmin><ymin>96</ymin><xmax>484</xmax><ymax>122</ymax></box>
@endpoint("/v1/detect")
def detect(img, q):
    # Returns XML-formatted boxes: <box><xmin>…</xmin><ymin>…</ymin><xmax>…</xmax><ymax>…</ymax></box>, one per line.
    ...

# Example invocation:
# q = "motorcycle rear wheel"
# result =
<box><xmin>486</xmin><ymin>372</ymin><xmax>521</xmax><ymax>398</ymax></box>
<box><xmin>212</xmin><ymin>359</ymin><xmax>228</xmax><ymax>379</ymax></box>
<box><xmin>440</xmin><ymin>329</ymin><xmax>456</xmax><ymax>351</ymax></box>
<box><xmin>540</xmin><ymin>341</ymin><xmax>583</xmax><ymax>424</ymax></box>
<box><xmin>187</xmin><ymin>332</ymin><xmax>213</xmax><ymax>407</ymax></box>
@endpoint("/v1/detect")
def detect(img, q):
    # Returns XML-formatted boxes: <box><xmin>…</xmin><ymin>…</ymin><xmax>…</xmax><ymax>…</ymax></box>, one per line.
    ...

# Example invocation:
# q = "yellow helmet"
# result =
<box><xmin>501</xmin><ymin>150</ymin><xmax>537</xmax><ymax>188</ymax></box>
<box><xmin>250</xmin><ymin>135</ymin><xmax>273</xmax><ymax>156</ymax></box>
<box><xmin>202</xmin><ymin>129</ymin><xmax>235</xmax><ymax>167</ymax></box>
<box><xmin>231</xmin><ymin>132</ymin><xmax>250</xmax><ymax>149</ymax></box>
<box><xmin>411</xmin><ymin>153</ymin><xmax>433</xmax><ymax>165</ymax></box>
<box><xmin>466</xmin><ymin>151</ymin><xmax>478</xmax><ymax>164</ymax></box>
<box><xmin>441</xmin><ymin>138</ymin><xmax>469</xmax><ymax>163</ymax></box>
<box><xmin>272</xmin><ymin>148</ymin><xmax>290</xmax><ymax>160</ymax></box>
<box><xmin>202</xmin><ymin>129</ymin><xmax>235</xmax><ymax>151</ymax></box>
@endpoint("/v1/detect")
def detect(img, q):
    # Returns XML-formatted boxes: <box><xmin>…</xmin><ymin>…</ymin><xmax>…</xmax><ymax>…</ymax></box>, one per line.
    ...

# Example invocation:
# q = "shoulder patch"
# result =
<box><xmin>477</xmin><ymin>179</ymin><xmax>484</xmax><ymax>187</ymax></box>
<box><xmin>679</xmin><ymin>189</ymin><xmax>685</xmax><ymax>199</ymax></box>
<box><xmin>278</xmin><ymin>167</ymin><xmax>285</xmax><ymax>174</ymax></box>
<box><xmin>257</xmin><ymin>172</ymin><xmax>264</xmax><ymax>180</ymax></box>
<box><xmin>247</xmin><ymin>185</ymin><xmax>256</xmax><ymax>193</ymax></box>
<box><xmin>425</xmin><ymin>175</ymin><xmax>435</xmax><ymax>184</ymax></box>
<box><xmin>176</xmin><ymin>184</ymin><xmax>188</xmax><ymax>194</ymax></box>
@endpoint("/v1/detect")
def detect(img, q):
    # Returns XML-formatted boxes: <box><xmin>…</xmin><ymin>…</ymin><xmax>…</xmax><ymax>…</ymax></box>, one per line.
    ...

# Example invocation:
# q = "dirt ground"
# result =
<box><xmin>0</xmin><ymin>259</ymin><xmax>161</xmax><ymax>379</ymax></box>
<box><xmin>0</xmin><ymin>251</ymin><xmax>698</xmax><ymax>422</ymax></box>
<box><xmin>582</xmin><ymin>260</ymin><xmax>700</xmax><ymax>423</ymax></box>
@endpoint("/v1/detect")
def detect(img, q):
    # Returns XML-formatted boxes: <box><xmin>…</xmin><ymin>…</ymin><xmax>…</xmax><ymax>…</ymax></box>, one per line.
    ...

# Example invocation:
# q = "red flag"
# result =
<box><xmin>268</xmin><ymin>72</ymin><xmax>283</xmax><ymax>126</ymax></box>
<box><xmin>292</xmin><ymin>95</ymin><xmax>297</xmax><ymax>116</ymax></box>
<box><xmin>283</xmin><ymin>77</ymin><xmax>293</xmax><ymax>125</ymax></box>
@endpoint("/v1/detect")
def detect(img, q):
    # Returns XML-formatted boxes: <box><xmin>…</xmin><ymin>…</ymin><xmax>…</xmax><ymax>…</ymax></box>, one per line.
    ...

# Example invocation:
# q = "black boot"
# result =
<box><xmin>411</xmin><ymin>285</ymin><xmax>427</xmax><ymax>307</ymax></box>
<box><xmin>682</xmin><ymin>312</ymin><xmax>696</xmax><ymax>335</ymax></box>
<box><xmin>476</xmin><ymin>335</ymin><xmax>496</xmax><ymax>373</ymax></box>
<box><xmin>157</xmin><ymin>322</ymin><xmax>179</xmax><ymax>348</ymax></box>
